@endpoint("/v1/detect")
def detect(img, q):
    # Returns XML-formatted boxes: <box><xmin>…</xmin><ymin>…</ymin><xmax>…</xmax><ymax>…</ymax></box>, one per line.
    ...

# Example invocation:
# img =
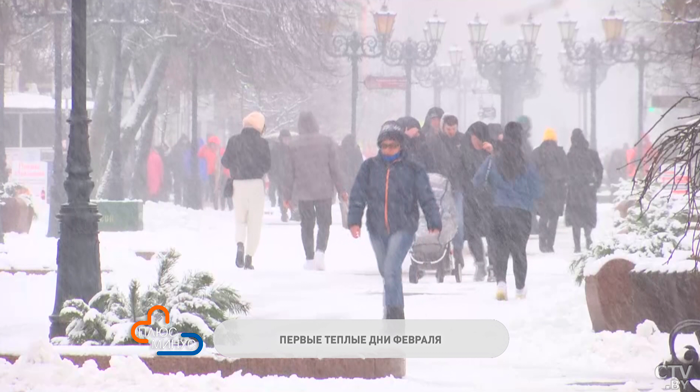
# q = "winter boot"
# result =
<box><xmin>486</xmin><ymin>265</ymin><xmax>496</xmax><ymax>282</ymax></box>
<box><xmin>244</xmin><ymin>255</ymin><xmax>254</xmax><ymax>270</ymax></box>
<box><xmin>385</xmin><ymin>307</ymin><xmax>405</xmax><ymax>320</ymax></box>
<box><xmin>573</xmin><ymin>233</ymin><xmax>582</xmax><ymax>254</ymax></box>
<box><xmin>473</xmin><ymin>262</ymin><xmax>487</xmax><ymax>282</ymax></box>
<box><xmin>586</xmin><ymin>236</ymin><xmax>593</xmax><ymax>251</ymax></box>
<box><xmin>236</xmin><ymin>243</ymin><xmax>245</xmax><ymax>268</ymax></box>
<box><xmin>281</xmin><ymin>210</ymin><xmax>289</xmax><ymax>222</ymax></box>
<box><xmin>495</xmin><ymin>282</ymin><xmax>508</xmax><ymax>301</ymax></box>
<box><xmin>516</xmin><ymin>287</ymin><xmax>527</xmax><ymax>299</ymax></box>
<box><xmin>314</xmin><ymin>250</ymin><xmax>326</xmax><ymax>271</ymax></box>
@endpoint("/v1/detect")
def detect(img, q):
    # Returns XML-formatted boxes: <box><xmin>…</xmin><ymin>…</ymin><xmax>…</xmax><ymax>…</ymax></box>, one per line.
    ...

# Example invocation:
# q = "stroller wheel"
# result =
<box><xmin>454</xmin><ymin>263</ymin><xmax>463</xmax><ymax>283</ymax></box>
<box><xmin>409</xmin><ymin>264</ymin><xmax>419</xmax><ymax>284</ymax></box>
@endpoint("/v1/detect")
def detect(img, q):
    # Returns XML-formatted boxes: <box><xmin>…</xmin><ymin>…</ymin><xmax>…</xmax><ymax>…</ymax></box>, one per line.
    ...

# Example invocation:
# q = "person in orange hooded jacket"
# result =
<box><xmin>147</xmin><ymin>148</ymin><xmax>164</xmax><ymax>200</ymax></box>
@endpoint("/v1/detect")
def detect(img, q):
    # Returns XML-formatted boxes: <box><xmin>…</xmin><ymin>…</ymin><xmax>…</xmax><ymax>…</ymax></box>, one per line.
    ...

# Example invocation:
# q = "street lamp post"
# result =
<box><xmin>328</xmin><ymin>5</ymin><xmax>396</xmax><ymax>137</ymax></box>
<box><xmin>382</xmin><ymin>11</ymin><xmax>446</xmax><ymax>116</ymax></box>
<box><xmin>415</xmin><ymin>47</ymin><xmax>464</xmax><ymax>107</ymax></box>
<box><xmin>469</xmin><ymin>14</ymin><xmax>542</xmax><ymax>125</ymax></box>
<box><xmin>558</xmin><ymin>8</ymin><xmax>659</xmax><ymax>151</ymax></box>
<box><xmin>558</xmin><ymin>49</ymin><xmax>610</xmax><ymax>132</ymax></box>
<box><xmin>12</xmin><ymin>0</ymin><xmax>69</xmax><ymax>239</ymax></box>
<box><xmin>49</xmin><ymin>0</ymin><xmax>103</xmax><ymax>339</ymax></box>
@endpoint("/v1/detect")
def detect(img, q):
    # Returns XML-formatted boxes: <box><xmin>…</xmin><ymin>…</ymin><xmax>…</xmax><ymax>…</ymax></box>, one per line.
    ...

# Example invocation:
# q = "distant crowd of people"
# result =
<box><xmin>145</xmin><ymin>106</ymin><xmax>646</xmax><ymax>319</ymax></box>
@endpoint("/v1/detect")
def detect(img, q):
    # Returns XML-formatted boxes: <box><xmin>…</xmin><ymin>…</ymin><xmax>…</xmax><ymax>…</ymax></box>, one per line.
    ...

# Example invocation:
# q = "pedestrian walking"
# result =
<box><xmin>146</xmin><ymin>147</ymin><xmax>164</xmax><ymax>201</ymax></box>
<box><xmin>424</xmin><ymin>114</ymin><xmax>470</xmax><ymax>269</ymax></box>
<box><xmin>606</xmin><ymin>144</ymin><xmax>628</xmax><ymax>186</ymax></box>
<box><xmin>221</xmin><ymin>111</ymin><xmax>271</xmax><ymax>270</ymax></box>
<box><xmin>398</xmin><ymin>116</ymin><xmax>431</xmax><ymax>168</ymax></box>
<box><xmin>532</xmin><ymin>128</ymin><xmax>568</xmax><ymax>253</ymax></box>
<box><xmin>348</xmin><ymin>121</ymin><xmax>442</xmax><ymax>319</ymax></box>
<box><xmin>269</xmin><ymin>130</ymin><xmax>293</xmax><ymax>221</ymax></box>
<box><xmin>283</xmin><ymin>111</ymin><xmax>347</xmax><ymax>271</ymax></box>
<box><xmin>464</xmin><ymin>121</ymin><xmax>497</xmax><ymax>282</ymax></box>
<box><xmin>199</xmin><ymin>135</ymin><xmax>223</xmax><ymax>210</ymax></box>
<box><xmin>565</xmin><ymin>128</ymin><xmax>604</xmax><ymax>253</ymax></box>
<box><xmin>167</xmin><ymin>135</ymin><xmax>189</xmax><ymax>206</ymax></box>
<box><xmin>473</xmin><ymin>121</ymin><xmax>541</xmax><ymax>301</ymax></box>
<box><xmin>421</xmin><ymin>107</ymin><xmax>444</xmax><ymax>137</ymax></box>
<box><xmin>339</xmin><ymin>134</ymin><xmax>364</xmax><ymax>229</ymax></box>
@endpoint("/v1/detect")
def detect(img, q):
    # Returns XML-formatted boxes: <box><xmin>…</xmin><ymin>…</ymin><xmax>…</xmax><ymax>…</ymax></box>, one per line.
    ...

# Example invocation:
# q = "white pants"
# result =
<box><xmin>233</xmin><ymin>179</ymin><xmax>265</xmax><ymax>257</ymax></box>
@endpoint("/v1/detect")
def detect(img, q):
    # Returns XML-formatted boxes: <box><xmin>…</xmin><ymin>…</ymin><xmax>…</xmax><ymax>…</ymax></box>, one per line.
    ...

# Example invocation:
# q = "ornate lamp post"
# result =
<box><xmin>558</xmin><ymin>8</ymin><xmax>659</xmax><ymax>151</ymax></box>
<box><xmin>49</xmin><ymin>0</ymin><xmax>103</xmax><ymax>338</ymax></box>
<box><xmin>558</xmin><ymin>48</ymin><xmax>610</xmax><ymax>132</ymax></box>
<box><xmin>382</xmin><ymin>11</ymin><xmax>446</xmax><ymax>116</ymax></box>
<box><xmin>415</xmin><ymin>46</ymin><xmax>463</xmax><ymax>107</ymax></box>
<box><xmin>328</xmin><ymin>4</ymin><xmax>395</xmax><ymax>137</ymax></box>
<box><xmin>95</xmin><ymin>0</ymin><xmax>157</xmax><ymax>200</ymax></box>
<box><xmin>12</xmin><ymin>0</ymin><xmax>69</xmax><ymax>238</ymax></box>
<box><xmin>469</xmin><ymin>14</ymin><xmax>542</xmax><ymax>125</ymax></box>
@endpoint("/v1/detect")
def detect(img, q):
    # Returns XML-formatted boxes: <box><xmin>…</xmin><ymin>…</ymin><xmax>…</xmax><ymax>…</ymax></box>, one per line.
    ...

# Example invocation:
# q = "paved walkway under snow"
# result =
<box><xmin>0</xmin><ymin>201</ymin><xmax>675</xmax><ymax>391</ymax></box>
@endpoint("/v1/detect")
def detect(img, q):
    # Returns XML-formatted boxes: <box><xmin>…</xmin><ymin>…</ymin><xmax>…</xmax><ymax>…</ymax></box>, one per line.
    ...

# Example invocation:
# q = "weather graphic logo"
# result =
<box><xmin>130</xmin><ymin>305</ymin><xmax>203</xmax><ymax>356</ymax></box>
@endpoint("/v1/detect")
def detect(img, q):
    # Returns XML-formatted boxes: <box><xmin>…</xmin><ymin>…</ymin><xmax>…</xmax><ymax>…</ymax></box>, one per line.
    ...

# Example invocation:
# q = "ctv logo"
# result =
<box><xmin>130</xmin><ymin>305</ymin><xmax>203</xmax><ymax>356</ymax></box>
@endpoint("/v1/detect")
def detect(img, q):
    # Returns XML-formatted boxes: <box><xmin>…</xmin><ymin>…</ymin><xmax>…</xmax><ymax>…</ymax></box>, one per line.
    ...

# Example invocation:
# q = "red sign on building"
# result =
<box><xmin>363</xmin><ymin>76</ymin><xmax>408</xmax><ymax>90</ymax></box>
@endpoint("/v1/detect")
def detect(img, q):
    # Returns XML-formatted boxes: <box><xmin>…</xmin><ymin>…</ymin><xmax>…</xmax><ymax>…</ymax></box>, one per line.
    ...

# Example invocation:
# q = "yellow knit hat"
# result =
<box><xmin>543</xmin><ymin>128</ymin><xmax>557</xmax><ymax>142</ymax></box>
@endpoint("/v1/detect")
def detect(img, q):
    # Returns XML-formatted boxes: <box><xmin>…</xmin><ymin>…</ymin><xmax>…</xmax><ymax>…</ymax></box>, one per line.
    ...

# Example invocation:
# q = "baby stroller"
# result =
<box><xmin>408</xmin><ymin>173</ymin><xmax>461</xmax><ymax>283</ymax></box>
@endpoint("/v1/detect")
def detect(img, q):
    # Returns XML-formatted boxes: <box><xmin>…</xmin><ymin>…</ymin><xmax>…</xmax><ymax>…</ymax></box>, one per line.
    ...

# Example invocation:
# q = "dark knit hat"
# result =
<box><xmin>468</xmin><ymin>121</ymin><xmax>490</xmax><ymax>143</ymax></box>
<box><xmin>397</xmin><ymin>116</ymin><xmax>421</xmax><ymax>132</ymax></box>
<box><xmin>377</xmin><ymin>120</ymin><xmax>404</xmax><ymax>147</ymax></box>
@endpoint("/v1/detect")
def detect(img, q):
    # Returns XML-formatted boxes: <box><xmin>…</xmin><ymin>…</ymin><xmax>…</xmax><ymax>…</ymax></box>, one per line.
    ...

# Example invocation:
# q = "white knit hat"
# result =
<box><xmin>242</xmin><ymin>111</ymin><xmax>265</xmax><ymax>133</ymax></box>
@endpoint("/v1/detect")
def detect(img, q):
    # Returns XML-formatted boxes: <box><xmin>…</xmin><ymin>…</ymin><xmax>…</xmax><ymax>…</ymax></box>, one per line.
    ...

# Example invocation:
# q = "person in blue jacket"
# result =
<box><xmin>473</xmin><ymin>121</ymin><xmax>541</xmax><ymax>301</ymax></box>
<box><xmin>348</xmin><ymin>121</ymin><xmax>442</xmax><ymax>319</ymax></box>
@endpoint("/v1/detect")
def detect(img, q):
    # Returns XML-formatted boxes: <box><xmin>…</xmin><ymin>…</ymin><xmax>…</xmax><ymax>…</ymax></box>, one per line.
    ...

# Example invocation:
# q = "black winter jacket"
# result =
<box><xmin>348</xmin><ymin>151</ymin><xmax>442</xmax><ymax>236</ymax></box>
<box><xmin>221</xmin><ymin>128</ymin><xmax>271</xmax><ymax>180</ymax></box>
<box><xmin>532</xmin><ymin>141</ymin><xmax>568</xmax><ymax>217</ymax></box>
<box><xmin>424</xmin><ymin>132</ymin><xmax>470</xmax><ymax>194</ymax></box>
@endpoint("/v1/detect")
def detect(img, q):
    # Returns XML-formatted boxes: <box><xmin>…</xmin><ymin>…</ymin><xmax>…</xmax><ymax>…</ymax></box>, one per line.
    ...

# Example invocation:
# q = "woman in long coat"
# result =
<box><xmin>565</xmin><ymin>129</ymin><xmax>604</xmax><ymax>253</ymax></box>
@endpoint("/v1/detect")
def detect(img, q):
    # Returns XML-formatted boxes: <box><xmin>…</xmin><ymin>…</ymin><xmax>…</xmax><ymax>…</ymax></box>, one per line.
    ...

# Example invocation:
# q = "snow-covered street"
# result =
<box><xmin>0</xmin><ymin>200</ymin><xmax>675</xmax><ymax>391</ymax></box>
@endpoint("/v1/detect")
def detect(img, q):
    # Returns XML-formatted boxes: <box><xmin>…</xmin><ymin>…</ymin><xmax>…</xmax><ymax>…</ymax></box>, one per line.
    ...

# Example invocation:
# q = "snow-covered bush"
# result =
<box><xmin>570</xmin><ymin>180</ymin><xmax>692</xmax><ymax>284</ymax></box>
<box><xmin>53</xmin><ymin>249</ymin><xmax>249</xmax><ymax>347</ymax></box>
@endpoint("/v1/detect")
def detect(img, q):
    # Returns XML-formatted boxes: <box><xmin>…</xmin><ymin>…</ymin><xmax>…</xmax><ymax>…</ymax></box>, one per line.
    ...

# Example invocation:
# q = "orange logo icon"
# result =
<box><xmin>131</xmin><ymin>305</ymin><xmax>170</xmax><ymax>344</ymax></box>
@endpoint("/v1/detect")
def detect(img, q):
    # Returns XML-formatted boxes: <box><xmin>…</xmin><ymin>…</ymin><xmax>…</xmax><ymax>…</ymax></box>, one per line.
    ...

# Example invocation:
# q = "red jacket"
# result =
<box><xmin>147</xmin><ymin>149</ymin><xmax>164</xmax><ymax>196</ymax></box>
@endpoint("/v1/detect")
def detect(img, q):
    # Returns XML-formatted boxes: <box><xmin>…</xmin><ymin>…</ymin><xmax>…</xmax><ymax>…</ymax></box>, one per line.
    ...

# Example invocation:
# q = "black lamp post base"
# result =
<box><xmin>48</xmin><ymin>314</ymin><xmax>66</xmax><ymax>339</ymax></box>
<box><xmin>48</xmin><ymin>203</ymin><xmax>102</xmax><ymax>339</ymax></box>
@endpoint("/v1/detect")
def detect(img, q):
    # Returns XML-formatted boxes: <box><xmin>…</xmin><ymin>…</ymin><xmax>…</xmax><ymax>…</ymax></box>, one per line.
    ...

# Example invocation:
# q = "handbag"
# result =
<box><xmin>474</xmin><ymin>157</ymin><xmax>494</xmax><ymax>207</ymax></box>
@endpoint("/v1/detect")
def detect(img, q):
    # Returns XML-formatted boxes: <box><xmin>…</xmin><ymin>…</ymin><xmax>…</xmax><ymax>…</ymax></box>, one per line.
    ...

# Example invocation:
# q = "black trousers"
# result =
<box><xmin>573</xmin><ymin>226</ymin><xmax>593</xmax><ymax>251</ymax></box>
<box><xmin>538</xmin><ymin>212</ymin><xmax>559</xmax><ymax>251</ymax></box>
<box><xmin>205</xmin><ymin>174</ymin><xmax>219</xmax><ymax>210</ymax></box>
<box><xmin>492</xmin><ymin>207</ymin><xmax>532</xmax><ymax>290</ymax></box>
<box><xmin>299</xmin><ymin>199</ymin><xmax>332</xmax><ymax>260</ymax></box>
<box><xmin>465</xmin><ymin>230</ymin><xmax>495</xmax><ymax>266</ymax></box>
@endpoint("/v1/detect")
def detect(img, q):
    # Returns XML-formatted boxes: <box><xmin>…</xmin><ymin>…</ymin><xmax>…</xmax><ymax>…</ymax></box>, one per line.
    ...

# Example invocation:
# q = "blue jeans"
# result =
<box><xmin>369</xmin><ymin>231</ymin><xmax>415</xmax><ymax>310</ymax></box>
<box><xmin>453</xmin><ymin>191</ymin><xmax>465</xmax><ymax>252</ymax></box>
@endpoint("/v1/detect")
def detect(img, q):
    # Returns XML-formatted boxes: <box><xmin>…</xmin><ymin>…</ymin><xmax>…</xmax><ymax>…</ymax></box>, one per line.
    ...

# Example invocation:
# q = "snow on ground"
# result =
<box><xmin>0</xmin><ymin>200</ymin><xmax>684</xmax><ymax>391</ymax></box>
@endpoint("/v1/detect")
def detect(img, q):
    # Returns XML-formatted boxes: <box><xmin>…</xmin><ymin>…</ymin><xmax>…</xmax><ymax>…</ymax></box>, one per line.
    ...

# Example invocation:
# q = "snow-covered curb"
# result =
<box><xmin>0</xmin><ymin>340</ymin><xmax>227</xmax><ymax>360</ymax></box>
<box><xmin>583</xmin><ymin>253</ymin><xmax>698</xmax><ymax>277</ymax></box>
